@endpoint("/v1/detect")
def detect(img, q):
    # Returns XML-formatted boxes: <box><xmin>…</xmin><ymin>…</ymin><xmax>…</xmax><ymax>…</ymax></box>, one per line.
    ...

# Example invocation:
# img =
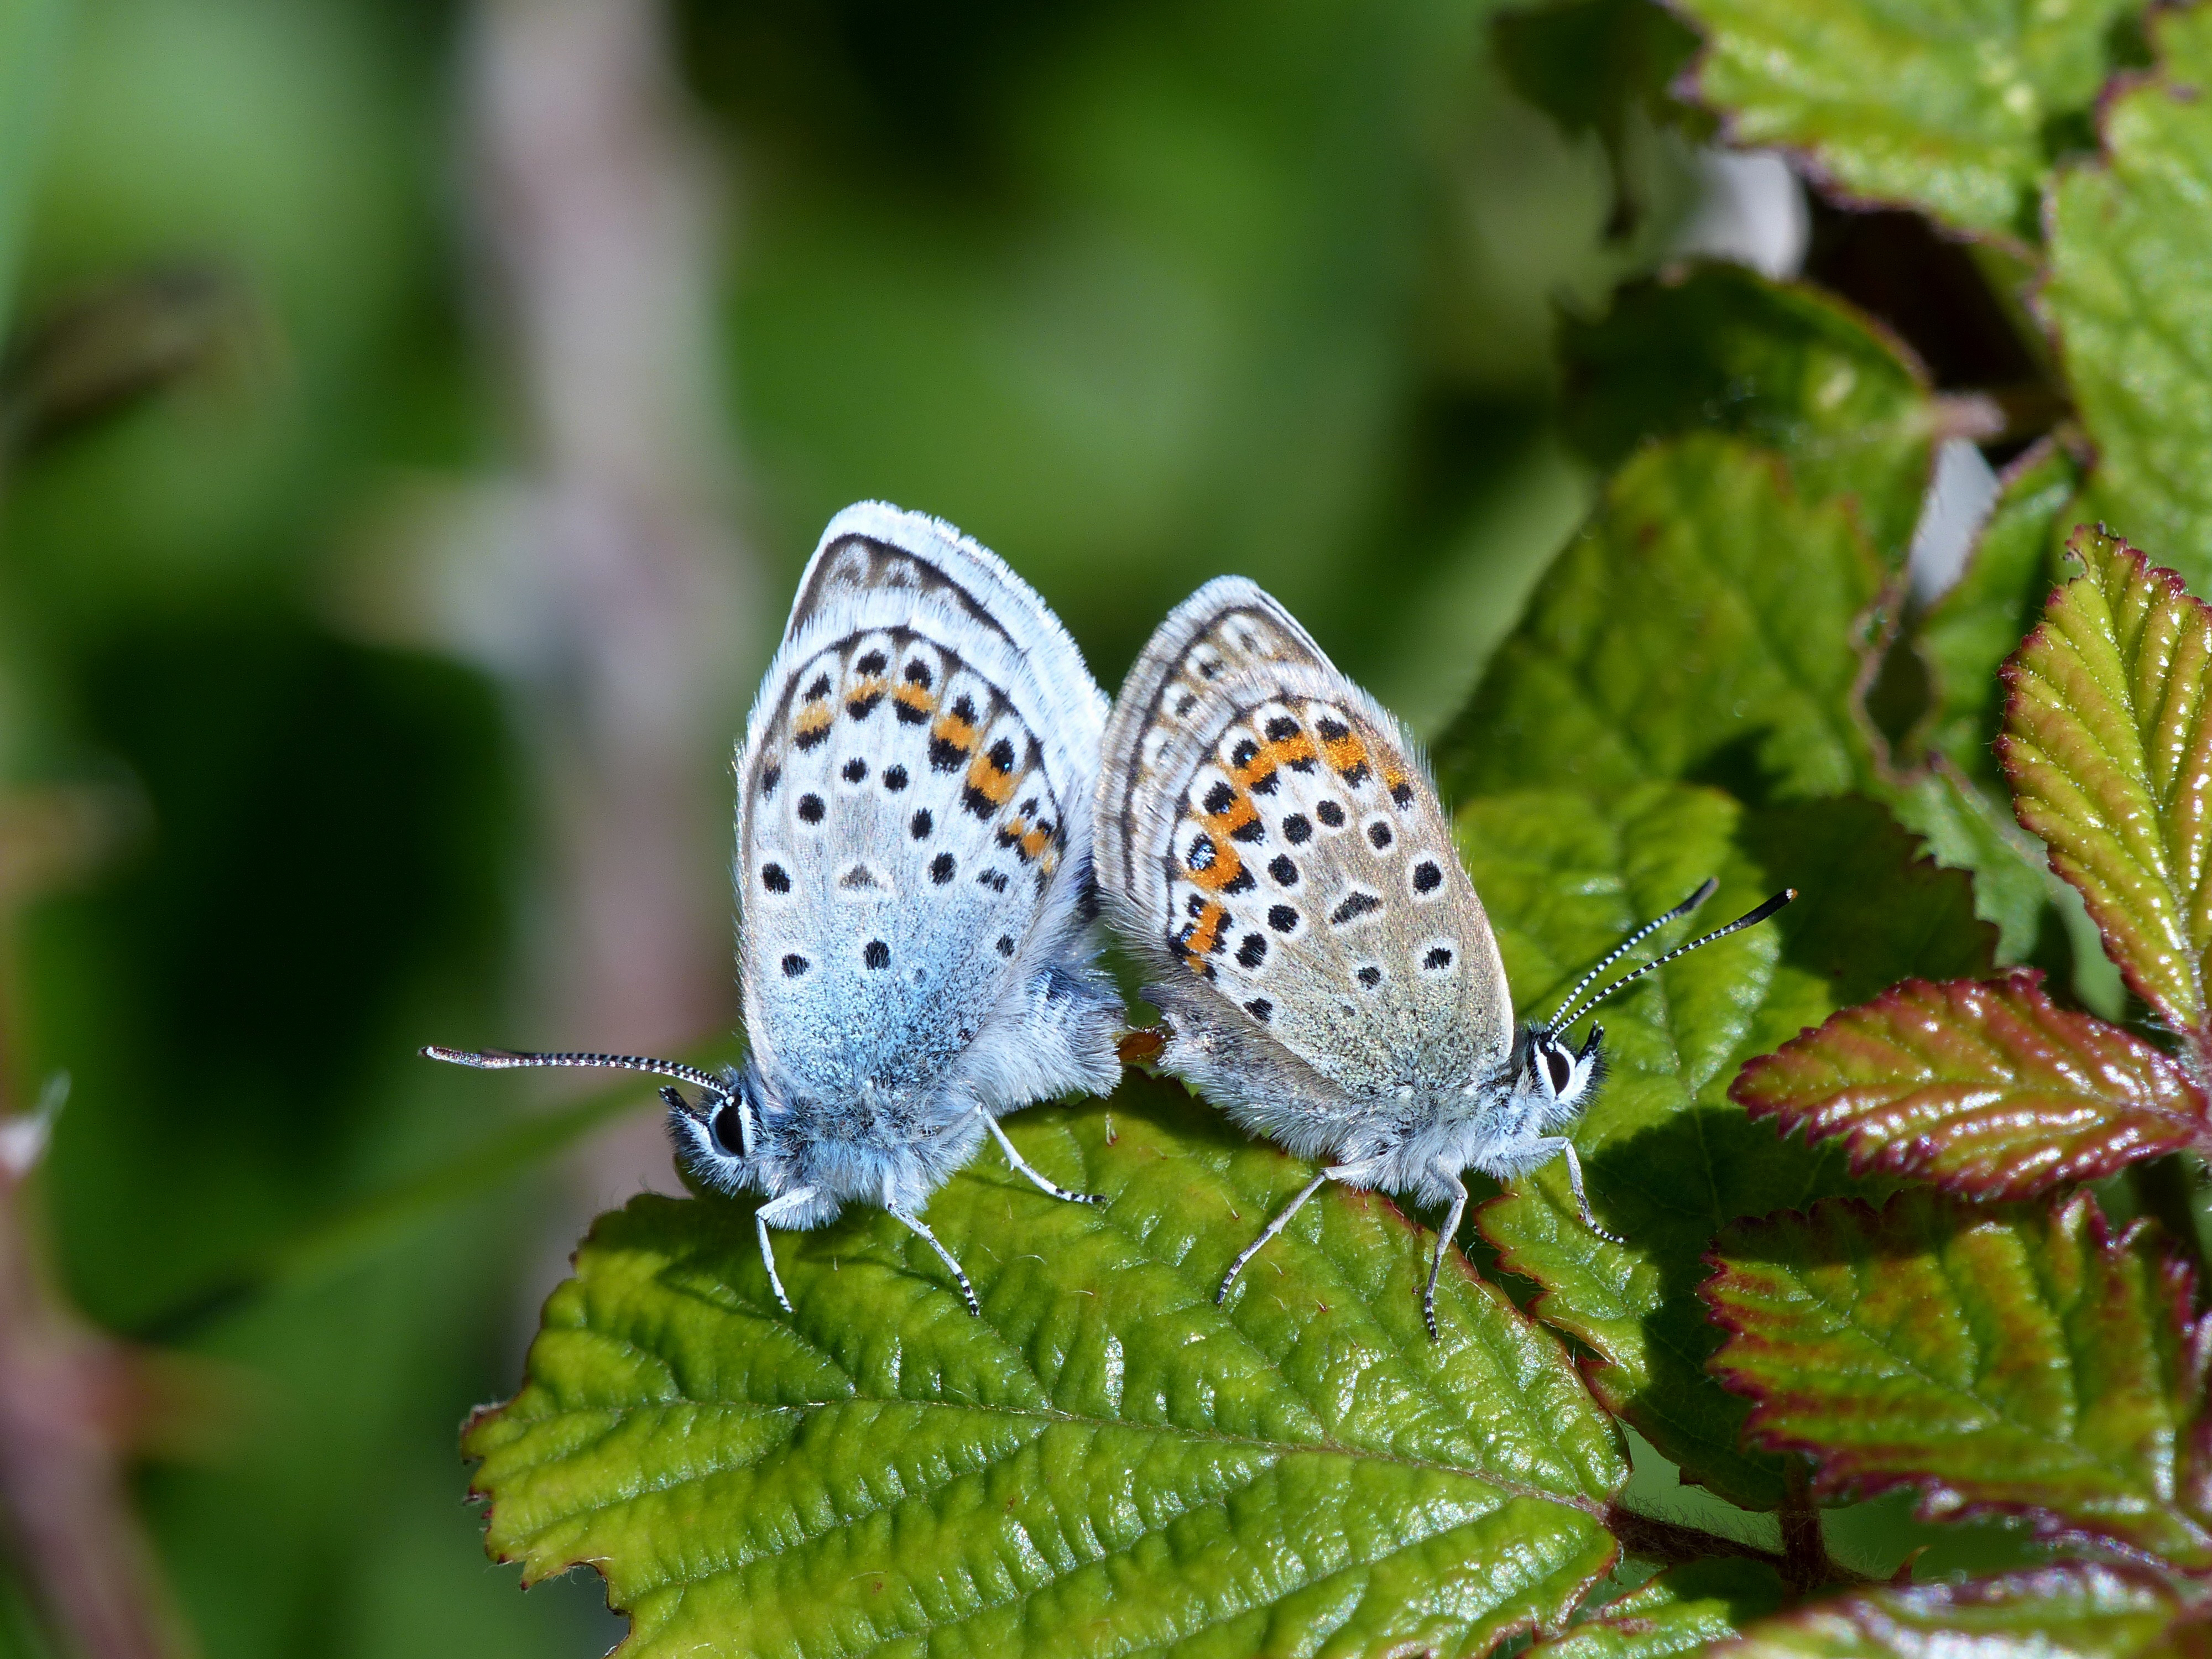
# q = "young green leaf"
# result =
<box><xmin>2044</xmin><ymin>9</ymin><xmax>2212</xmax><ymax>596</ymax></box>
<box><xmin>1467</xmin><ymin>782</ymin><xmax>1990</xmax><ymax>1509</ymax></box>
<box><xmin>1671</xmin><ymin>0</ymin><xmax>2132</xmax><ymax>241</ymax></box>
<box><xmin>1528</xmin><ymin>1559</ymin><xmax>1787</xmax><ymax>1659</ymax></box>
<box><xmin>1434</xmin><ymin>435</ymin><xmax>1884</xmax><ymax>807</ymax></box>
<box><xmin>1557</xmin><ymin>265</ymin><xmax>1933</xmax><ymax>559</ymax></box>
<box><xmin>1731</xmin><ymin>969</ymin><xmax>2210</xmax><ymax>1199</ymax></box>
<box><xmin>466</xmin><ymin>1078</ymin><xmax>1629</xmax><ymax>1657</ymax></box>
<box><xmin>1703</xmin><ymin>1189</ymin><xmax>2212</xmax><ymax>1568</ymax></box>
<box><xmin>1998</xmin><ymin>526</ymin><xmax>2212</xmax><ymax>1040</ymax></box>
<box><xmin>1718</xmin><ymin>1564</ymin><xmax>2212</xmax><ymax>1659</ymax></box>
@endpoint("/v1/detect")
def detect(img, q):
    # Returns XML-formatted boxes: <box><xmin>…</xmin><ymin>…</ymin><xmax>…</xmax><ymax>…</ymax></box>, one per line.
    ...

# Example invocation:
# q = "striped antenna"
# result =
<box><xmin>1543</xmin><ymin>880</ymin><xmax>1717</xmax><ymax>1034</ymax></box>
<box><xmin>1546</xmin><ymin>889</ymin><xmax>1797</xmax><ymax>1036</ymax></box>
<box><xmin>421</xmin><ymin>1045</ymin><xmax>730</xmax><ymax>1100</ymax></box>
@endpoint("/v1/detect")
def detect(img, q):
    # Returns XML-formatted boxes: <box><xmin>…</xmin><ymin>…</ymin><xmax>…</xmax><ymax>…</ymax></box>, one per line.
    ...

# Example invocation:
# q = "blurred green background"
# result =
<box><xmin>0</xmin><ymin>0</ymin><xmax>1933</xmax><ymax>1652</ymax></box>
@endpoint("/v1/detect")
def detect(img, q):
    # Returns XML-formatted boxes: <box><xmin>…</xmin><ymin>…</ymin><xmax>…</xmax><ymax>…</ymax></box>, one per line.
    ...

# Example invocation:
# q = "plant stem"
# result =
<box><xmin>1780</xmin><ymin>1457</ymin><xmax>1829</xmax><ymax>1597</ymax></box>
<box><xmin>0</xmin><ymin>1164</ymin><xmax>192</xmax><ymax>1657</ymax></box>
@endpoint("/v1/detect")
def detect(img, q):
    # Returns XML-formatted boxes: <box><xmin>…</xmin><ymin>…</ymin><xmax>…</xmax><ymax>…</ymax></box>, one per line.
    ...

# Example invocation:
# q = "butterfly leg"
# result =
<box><xmin>1423</xmin><ymin>1171</ymin><xmax>1470</xmax><ymax>1343</ymax></box>
<box><xmin>1217</xmin><ymin>1166</ymin><xmax>1342</xmax><ymax>1306</ymax></box>
<box><xmin>979</xmin><ymin>1108</ymin><xmax>1104</xmax><ymax>1205</ymax></box>
<box><xmin>753</xmin><ymin>1186</ymin><xmax>819</xmax><ymax>1313</ymax></box>
<box><xmin>889</xmin><ymin>1208</ymin><xmax>981</xmax><ymax>1316</ymax></box>
<box><xmin>1533</xmin><ymin>1138</ymin><xmax>1624</xmax><ymax>1244</ymax></box>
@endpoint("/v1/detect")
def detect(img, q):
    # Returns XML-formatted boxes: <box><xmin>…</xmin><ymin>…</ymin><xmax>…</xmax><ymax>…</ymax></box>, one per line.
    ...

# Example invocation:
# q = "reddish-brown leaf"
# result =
<box><xmin>1731</xmin><ymin>969</ymin><xmax>2209</xmax><ymax>1200</ymax></box>
<box><xmin>1702</xmin><ymin>1190</ymin><xmax>2212</xmax><ymax>1570</ymax></box>
<box><xmin>1718</xmin><ymin>1564</ymin><xmax>2212</xmax><ymax>1658</ymax></box>
<box><xmin>1999</xmin><ymin>527</ymin><xmax>2212</xmax><ymax>1040</ymax></box>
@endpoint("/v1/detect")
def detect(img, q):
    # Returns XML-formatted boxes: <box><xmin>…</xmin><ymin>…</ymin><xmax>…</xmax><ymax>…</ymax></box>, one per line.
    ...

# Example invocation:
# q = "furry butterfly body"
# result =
<box><xmin>1095</xmin><ymin>577</ymin><xmax>1786</xmax><ymax>1336</ymax></box>
<box><xmin>429</xmin><ymin>503</ymin><xmax>1124</xmax><ymax>1313</ymax></box>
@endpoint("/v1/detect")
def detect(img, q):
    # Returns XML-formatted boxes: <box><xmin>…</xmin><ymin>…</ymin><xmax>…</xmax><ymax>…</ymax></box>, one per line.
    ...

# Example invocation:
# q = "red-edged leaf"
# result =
<box><xmin>1999</xmin><ymin>527</ymin><xmax>2212</xmax><ymax>1041</ymax></box>
<box><xmin>1730</xmin><ymin>968</ymin><xmax>2210</xmax><ymax>1200</ymax></box>
<box><xmin>1530</xmin><ymin>1559</ymin><xmax>1787</xmax><ymax>1659</ymax></box>
<box><xmin>1718</xmin><ymin>1564</ymin><xmax>2212</xmax><ymax>1658</ymax></box>
<box><xmin>1702</xmin><ymin>1189</ymin><xmax>2212</xmax><ymax>1570</ymax></box>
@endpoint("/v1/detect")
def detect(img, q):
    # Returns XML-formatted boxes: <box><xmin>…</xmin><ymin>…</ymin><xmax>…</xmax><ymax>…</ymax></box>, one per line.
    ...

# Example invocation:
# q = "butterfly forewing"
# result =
<box><xmin>1100</xmin><ymin>580</ymin><xmax>1514</xmax><ymax>1098</ymax></box>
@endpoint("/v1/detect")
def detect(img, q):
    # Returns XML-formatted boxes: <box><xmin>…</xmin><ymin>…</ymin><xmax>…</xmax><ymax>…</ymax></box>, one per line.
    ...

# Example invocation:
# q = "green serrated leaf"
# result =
<box><xmin>1721</xmin><ymin>1563</ymin><xmax>2212</xmax><ymax>1659</ymax></box>
<box><xmin>466</xmin><ymin>1077</ymin><xmax>1628</xmax><ymax>1658</ymax></box>
<box><xmin>2045</xmin><ymin>9</ymin><xmax>2212</xmax><ymax>594</ymax></box>
<box><xmin>1673</xmin><ymin>0</ymin><xmax>2131</xmax><ymax>241</ymax></box>
<box><xmin>1434</xmin><ymin>435</ymin><xmax>1885</xmax><ymax>807</ymax></box>
<box><xmin>1703</xmin><ymin>1188</ymin><xmax>2212</xmax><ymax>1568</ymax></box>
<box><xmin>1466</xmin><ymin>783</ymin><xmax>1992</xmax><ymax>1509</ymax></box>
<box><xmin>1731</xmin><ymin>968</ymin><xmax>2211</xmax><ymax>1199</ymax></box>
<box><xmin>1998</xmin><ymin>526</ymin><xmax>2212</xmax><ymax>1038</ymax></box>
<box><xmin>1558</xmin><ymin>266</ymin><xmax>1934</xmax><ymax>559</ymax></box>
<box><xmin>1530</xmin><ymin>1559</ymin><xmax>1787</xmax><ymax>1659</ymax></box>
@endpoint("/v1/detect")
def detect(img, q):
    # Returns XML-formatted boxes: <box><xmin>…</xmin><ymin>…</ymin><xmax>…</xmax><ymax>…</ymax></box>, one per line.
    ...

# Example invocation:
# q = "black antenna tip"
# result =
<box><xmin>1741</xmin><ymin>889</ymin><xmax>1796</xmax><ymax>927</ymax></box>
<box><xmin>1689</xmin><ymin>877</ymin><xmax>1719</xmax><ymax>905</ymax></box>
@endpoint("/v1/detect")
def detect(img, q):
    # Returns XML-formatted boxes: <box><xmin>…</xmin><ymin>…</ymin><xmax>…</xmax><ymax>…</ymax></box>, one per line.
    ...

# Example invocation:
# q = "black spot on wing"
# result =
<box><xmin>1329</xmin><ymin>891</ymin><xmax>1382</xmax><ymax>926</ymax></box>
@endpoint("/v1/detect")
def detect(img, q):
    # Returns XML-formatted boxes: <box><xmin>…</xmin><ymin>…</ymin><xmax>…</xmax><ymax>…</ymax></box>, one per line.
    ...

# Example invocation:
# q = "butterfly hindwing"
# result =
<box><xmin>738</xmin><ymin>505</ymin><xmax>1113</xmax><ymax>1109</ymax></box>
<box><xmin>1099</xmin><ymin>579</ymin><xmax>1514</xmax><ymax>1100</ymax></box>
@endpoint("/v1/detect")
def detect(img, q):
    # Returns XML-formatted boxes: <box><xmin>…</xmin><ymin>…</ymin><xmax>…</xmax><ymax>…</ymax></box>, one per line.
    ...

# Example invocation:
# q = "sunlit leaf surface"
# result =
<box><xmin>1999</xmin><ymin>527</ymin><xmax>2212</xmax><ymax>1036</ymax></box>
<box><xmin>1436</xmin><ymin>435</ymin><xmax>1883</xmax><ymax>807</ymax></box>
<box><xmin>1731</xmin><ymin>969</ymin><xmax>2210</xmax><ymax>1199</ymax></box>
<box><xmin>1704</xmin><ymin>1190</ymin><xmax>2212</xmax><ymax>1569</ymax></box>
<box><xmin>466</xmin><ymin>1078</ymin><xmax>1627</xmax><ymax>1658</ymax></box>
<box><xmin>1718</xmin><ymin>1564</ymin><xmax>2212</xmax><ymax>1658</ymax></box>
<box><xmin>1673</xmin><ymin>0</ymin><xmax>2131</xmax><ymax>240</ymax></box>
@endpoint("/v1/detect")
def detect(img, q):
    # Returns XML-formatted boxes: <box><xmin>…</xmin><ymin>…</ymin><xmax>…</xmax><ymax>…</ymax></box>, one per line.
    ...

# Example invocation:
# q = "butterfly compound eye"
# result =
<box><xmin>1543</xmin><ymin>1044</ymin><xmax>1573</xmax><ymax>1095</ymax></box>
<box><xmin>709</xmin><ymin>1101</ymin><xmax>748</xmax><ymax>1159</ymax></box>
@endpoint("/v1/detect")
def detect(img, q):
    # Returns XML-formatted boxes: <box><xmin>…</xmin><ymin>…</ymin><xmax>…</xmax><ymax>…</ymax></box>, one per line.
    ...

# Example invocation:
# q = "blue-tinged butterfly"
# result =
<box><xmin>1094</xmin><ymin>578</ymin><xmax>1790</xmax><ymax>1338</ymax></box>
<box><xmin>428</xmin><ymin>503</ymin><xmax>1125</xmax><ymax>1314</ymax></box>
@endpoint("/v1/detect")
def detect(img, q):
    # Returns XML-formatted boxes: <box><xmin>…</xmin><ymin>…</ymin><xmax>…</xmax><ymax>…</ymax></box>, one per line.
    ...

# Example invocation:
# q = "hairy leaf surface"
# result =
<box><xmin>1672</xmin><ymin>0</ymin><xmax>2131</xmax><ymax>240</ymax></box>
<box><xmin>1999</xmin><ymin>527</ymin><xmax>2212</xmax><ymax>1036</ymax></box>
<box><xmin>1467</xmin><ymin>784</ymin><xmax>1990</xmax><ymax>1509</ymax></box>
<box><xmin>2046</xmin><ymin>11</ymin><xmax>2212</xmax><ymax>594</ymax></box>
<box><xmin>1528</xmin><ymin>1559</ymin><xmax>1787</xmax><ymax>1659</ymax></box>
<box><xmin>1436</xmin><ymin>435</ymin><xmax>1883</xmax><ymax>806</ymax></box>
<box><xmin>1703</xmin><ymin>1190</ymin><xmax>2212</xmax><ymax>1568</ymax></box>
<box><xmin>1719</xmin><ymin>1564</ymin><xmax>2212</xmax><ymax>1658</ymax></box>
<box><xmin>1731</xmin><ymin>969</ymin><xmax>2210</xmax><ymax>1199</ymax></box>
<box><xmin>466</xmin><ymin>1078</ymin><xmax>1627</xmax><ymax>1658</ymax></box>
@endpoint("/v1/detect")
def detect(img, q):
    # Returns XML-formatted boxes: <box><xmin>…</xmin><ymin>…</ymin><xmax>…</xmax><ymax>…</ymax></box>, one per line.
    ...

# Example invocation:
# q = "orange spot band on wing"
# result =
<box><xmin>1186</xmin><ymin>843</ymin><xmax>1245</xmax><ymax>893</ymax></box>
<box><xmin>1322</xmin><ymin>729</ymin><xmax>1368</xmax><ymax>776</ymax></box>
<box><xmin>895</xmin><ymin>683</ymin><xmax>936</xmax><ymax>717</ymax></box>
<box><xmin>966</xmin><ymin>752</ymin><xmax>1016</xmax><ymax>807</ymax></box>
<box><xmin>1206</xmin><ymin>795</ymin><xmax>1259</xmax><ymax>839</ymax></box>
<box><xmin>1185</xmin><ymin>902</ymin><xmax>1228</xmax><ymax>961</ymax></box>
